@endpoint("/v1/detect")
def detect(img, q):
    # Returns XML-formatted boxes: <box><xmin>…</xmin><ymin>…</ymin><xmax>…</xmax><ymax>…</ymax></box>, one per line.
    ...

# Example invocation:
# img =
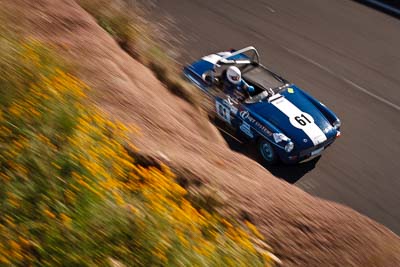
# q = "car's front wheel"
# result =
<box><xmin>258</xmin><ymin>138</ymin><xmax>278</xmax><ymax>165</ymax></box>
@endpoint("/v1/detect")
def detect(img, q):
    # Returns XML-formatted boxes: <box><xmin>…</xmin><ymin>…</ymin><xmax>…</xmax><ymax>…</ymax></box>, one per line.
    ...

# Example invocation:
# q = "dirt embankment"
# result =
<box><xmin>2</xmin><ymin>0</ymin><xmax>400</xmax><ymax>266</ymax></box>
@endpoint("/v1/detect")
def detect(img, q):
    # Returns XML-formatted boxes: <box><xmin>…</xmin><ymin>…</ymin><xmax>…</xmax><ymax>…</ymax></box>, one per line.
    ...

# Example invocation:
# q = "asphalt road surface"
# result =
<box><xmin>140</xmin><ymin>0</ymin><xmax>400</xmax><ymax>234</ymax></box>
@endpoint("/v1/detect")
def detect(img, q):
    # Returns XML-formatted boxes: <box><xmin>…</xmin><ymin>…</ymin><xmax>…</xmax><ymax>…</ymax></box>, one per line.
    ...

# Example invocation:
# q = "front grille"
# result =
<box><xmin>299</xmin><ymin>138</ymin><xmax>334</xmax><ymax>157</ymax></box>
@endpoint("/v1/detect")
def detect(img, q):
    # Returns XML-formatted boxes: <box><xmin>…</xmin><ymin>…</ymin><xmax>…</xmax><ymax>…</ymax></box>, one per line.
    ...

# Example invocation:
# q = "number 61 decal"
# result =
<box><xmin>290</xmin><ymin>113</ymin><xmax>314</xmax><ymax>128</ymax></box>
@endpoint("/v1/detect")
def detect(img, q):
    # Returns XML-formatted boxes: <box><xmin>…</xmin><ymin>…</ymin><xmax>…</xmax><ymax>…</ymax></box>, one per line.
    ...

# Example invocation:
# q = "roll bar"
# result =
<box><xmin>217</xmin><ymin>46</ymin><xmax>260</xmax><ymax>66</ymax></box>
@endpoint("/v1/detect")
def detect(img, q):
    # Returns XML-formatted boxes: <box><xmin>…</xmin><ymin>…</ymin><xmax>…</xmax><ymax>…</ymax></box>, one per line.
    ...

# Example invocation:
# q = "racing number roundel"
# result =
<box><xmin>216</xmin><ymin>101</ymin><xmax>231</xmax><ymax>124</ymax></box>
<box><xmin>289</xmin><ymin>112</ymin><xmax>314</xmax><ymax>129</ymax></box>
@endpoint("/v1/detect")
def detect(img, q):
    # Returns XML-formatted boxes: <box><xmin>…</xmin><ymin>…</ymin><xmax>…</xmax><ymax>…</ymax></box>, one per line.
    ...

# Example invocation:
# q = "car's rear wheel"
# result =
<box><xmin>258</xmin><ymin>138</ymin><xmax>278</xmax><ymax>165</ymax></box>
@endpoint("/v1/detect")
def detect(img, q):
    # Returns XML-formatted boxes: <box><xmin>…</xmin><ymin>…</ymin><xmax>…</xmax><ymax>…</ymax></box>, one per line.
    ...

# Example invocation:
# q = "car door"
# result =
<box><xmin>214</xmin><ymin>96</ymin><xmax>240</xmax><ymax>126</ymax></box>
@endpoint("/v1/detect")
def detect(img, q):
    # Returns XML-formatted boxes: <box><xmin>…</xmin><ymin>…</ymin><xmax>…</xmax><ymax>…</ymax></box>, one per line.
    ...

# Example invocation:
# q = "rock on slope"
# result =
<box><xmin>2</xmin><ymin>0</ymin><xmax>400</xmax><ymax>266</ymax></box>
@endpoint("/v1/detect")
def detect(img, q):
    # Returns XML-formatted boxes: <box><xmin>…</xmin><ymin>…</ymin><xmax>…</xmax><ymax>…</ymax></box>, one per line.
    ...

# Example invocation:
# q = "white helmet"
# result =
<box><xmin>226</xmin><ymin>66</ymin><xmax>241</xmax><ymax>84</ymax></box>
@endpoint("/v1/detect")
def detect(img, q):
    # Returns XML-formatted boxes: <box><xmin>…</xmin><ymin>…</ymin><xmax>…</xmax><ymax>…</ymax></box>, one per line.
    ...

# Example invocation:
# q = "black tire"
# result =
<box><xmin>258</xmin><ymin>138</ymin><xmax>278</xmax><ymax>165</ymax></box>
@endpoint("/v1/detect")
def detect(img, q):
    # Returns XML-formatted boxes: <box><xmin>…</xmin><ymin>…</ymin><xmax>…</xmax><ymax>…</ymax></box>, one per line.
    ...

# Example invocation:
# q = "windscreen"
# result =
<box><xmin>242</xmin><ymin>65</ymin><xmax>286</xmax><ymax>90</ymax></box>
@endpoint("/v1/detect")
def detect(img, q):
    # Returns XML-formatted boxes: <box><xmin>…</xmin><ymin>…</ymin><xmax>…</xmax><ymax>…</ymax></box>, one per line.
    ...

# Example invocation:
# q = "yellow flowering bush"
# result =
<box><xmin>0</xmin><ymin>38</ymin><xmax>275</xmax><ymax>266</ymax></box>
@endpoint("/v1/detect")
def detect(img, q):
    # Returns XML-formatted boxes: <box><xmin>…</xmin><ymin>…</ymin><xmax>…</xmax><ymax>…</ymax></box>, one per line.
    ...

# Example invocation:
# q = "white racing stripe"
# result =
<box><xmin>202</xmin><ymin>54</ymin><xmax>223</xmax><ymax>64</ymax></box>
<box><xmin>271</xmin><ymin>94</ymin><xmax>327</xmax><ymax>146</ymax></box>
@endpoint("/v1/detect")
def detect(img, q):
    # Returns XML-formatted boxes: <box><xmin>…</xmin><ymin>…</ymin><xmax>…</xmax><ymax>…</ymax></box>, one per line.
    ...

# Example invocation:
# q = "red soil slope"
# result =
<box><xmin>2</xmin><ymin>0</ymin><xmax>400</xmax><ymax>266</ymax></box>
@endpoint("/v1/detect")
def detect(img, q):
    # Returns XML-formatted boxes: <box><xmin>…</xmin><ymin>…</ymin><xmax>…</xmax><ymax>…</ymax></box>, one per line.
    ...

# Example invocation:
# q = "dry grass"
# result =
<box><xmin>78</xmin><ymin>0</ymin><xmax>203</xmax><ymax>107</ymax></box>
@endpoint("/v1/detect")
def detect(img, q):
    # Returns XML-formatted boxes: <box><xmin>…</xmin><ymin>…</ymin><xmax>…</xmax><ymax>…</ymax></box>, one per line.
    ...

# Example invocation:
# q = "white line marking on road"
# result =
<box><xmin>284</xmin><ymin>47</ymin><xmax>400</xmax><ymax>112</ymax></box>
<box><xmin>265</xmin><ymin>6</ymin><xmax>275</xmax><ymax>13</ymax></box>
<box><xmin>342</xmin><ymin>77</ymin><xmax>400</xmax><ymax>111</ymax></box>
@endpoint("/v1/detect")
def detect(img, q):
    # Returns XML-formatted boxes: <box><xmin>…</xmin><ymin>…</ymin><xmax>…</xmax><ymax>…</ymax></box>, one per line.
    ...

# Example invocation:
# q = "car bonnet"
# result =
<box><xmin>246</xmin><ymin>85</ymin><xmax>335</xmax><ymax>151</ymax></box>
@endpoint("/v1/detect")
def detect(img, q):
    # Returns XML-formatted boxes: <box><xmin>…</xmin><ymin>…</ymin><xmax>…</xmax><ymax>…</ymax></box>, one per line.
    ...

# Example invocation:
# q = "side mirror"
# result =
<box><xmin>202</xmin><ymin>71</ymin><xmax>213</xmax><ymax>84</ymax></box>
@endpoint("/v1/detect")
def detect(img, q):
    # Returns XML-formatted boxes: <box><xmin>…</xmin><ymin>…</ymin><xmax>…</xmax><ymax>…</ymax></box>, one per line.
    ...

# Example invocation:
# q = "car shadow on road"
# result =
<box><xmin>217</xmin><ymin>127</ymin><xmax>321</xmax><ymax>184</ymax></box>
<box><xmin>261</xmin><ymin>156</ymin><xmax>321</xmax><ymax>184</ymax></box>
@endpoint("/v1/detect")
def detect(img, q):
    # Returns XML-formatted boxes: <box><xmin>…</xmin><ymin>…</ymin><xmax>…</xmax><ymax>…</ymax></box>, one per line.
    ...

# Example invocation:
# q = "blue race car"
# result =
<box><xmin>183</xmin><ymin>47</ymin><xmax>341</xmax><ymax>164</ymax></box>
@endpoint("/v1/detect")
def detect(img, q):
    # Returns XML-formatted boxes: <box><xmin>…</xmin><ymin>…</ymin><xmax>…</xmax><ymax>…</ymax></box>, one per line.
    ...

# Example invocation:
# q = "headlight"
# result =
<box><xmin>273</xmin><ymin>133</ymin><xmax>289</xmax><ymax>143</ymax></box>
<box><xmin>285</xmin><ymin>141</ymin><xmax>294</xmax><ymax>153</ymax></box>
<box><xmin>333</xmin><ymin>119</ymin><xmax>341</xmax><ymax>130</ymax></box>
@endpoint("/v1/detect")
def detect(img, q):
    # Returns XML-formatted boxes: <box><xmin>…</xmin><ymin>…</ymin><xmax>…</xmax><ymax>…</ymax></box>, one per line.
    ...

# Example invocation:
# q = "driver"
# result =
<box><xmin>223</xmin><ymin>66</ymin><xmax>255</xmax><ymax>102</ymax></box>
